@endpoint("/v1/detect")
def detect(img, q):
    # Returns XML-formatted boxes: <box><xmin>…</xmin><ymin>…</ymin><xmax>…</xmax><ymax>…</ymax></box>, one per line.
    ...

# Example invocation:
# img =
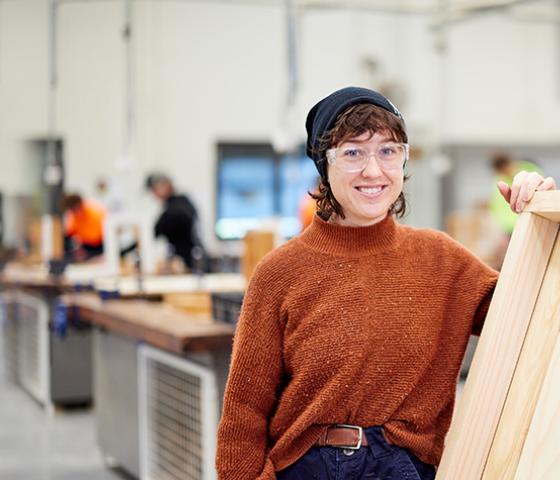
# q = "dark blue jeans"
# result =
<box><xmin>277</xmin><ymin>426</ymin><xmax>436</xmax><ymax>480</ymax></box>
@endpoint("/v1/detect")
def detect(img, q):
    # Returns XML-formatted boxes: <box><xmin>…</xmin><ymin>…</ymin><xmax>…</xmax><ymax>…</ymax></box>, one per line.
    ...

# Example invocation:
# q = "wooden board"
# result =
<box><xmin>0</xmin><ymin>262</ymin><xmax>127</xmax><ymax>289</ymax></box>
<box><xmin>51</xmin><ymin>215</ymin><xmax>64</xmax><ymax>260</ymax></box>
<box><xmin>526</xmin><ymin>190</ymin><xmax>560</xmax><ymax>223</ymax></box>
<box><xmin>1</xmin><ymin>265</ymin><xmax>246</xmax><ymax>297</ymax></box>
<box><xmin>163</xmin><ymin>291</ymin><xmax>213</xmax><ymax>317</ymax></box>
<box><xmin>0</xmin><ymin>263</ymin><xmax>89</xmax><ymax>291</ymax></box>
<box><xmin>64</xmin><ymin>293</ymin><xmax>235</xmax><ymax>354</ymax></box>
<box><xmin>437</xmin><ymin>192</ymin><xmax>560</xmax><ymax>479</ymax></box>
<box><xmin>242</xmin><ymin>230</ymin><xmax>275</xmax><ymax>281</ymax></box>
<box><xmin>515</xmin><ymin>335</ymin><xmax>560</xmax><ymax>479</ymax></box>
<box><xmin>483</xmin><ymin>233</ymin><xmax>560</xmax><ymax>478</ymax></box>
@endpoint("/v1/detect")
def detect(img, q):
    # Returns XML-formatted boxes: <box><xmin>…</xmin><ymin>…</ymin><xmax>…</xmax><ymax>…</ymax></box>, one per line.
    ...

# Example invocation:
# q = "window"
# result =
<box><xmin>216</xmin><ymin>143</ymin><xmax>318</xmax><ymax>240</ymax></box>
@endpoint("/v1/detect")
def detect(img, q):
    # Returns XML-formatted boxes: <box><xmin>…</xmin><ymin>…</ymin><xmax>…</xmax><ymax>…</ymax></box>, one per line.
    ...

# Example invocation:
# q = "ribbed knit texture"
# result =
<box><xmin>216</xmin><ymin>214</ymin><xmax>498</xmax><ymax>479</ymax></box>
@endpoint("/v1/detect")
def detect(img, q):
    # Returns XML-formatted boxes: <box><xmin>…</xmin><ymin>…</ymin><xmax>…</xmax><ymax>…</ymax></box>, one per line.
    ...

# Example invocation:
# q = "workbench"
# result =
<box><xmin>68</xmin><ymin>293</ymin><xmax>234</xmax><ymax>352</ymax></box>
<box><xmin>0</xmin><ymin>264</ymin><xmax>96</xmax><ymax>410</ymax></box>
<box><xmin>1</xmin><ymin>262</ymin><xmax>242</xmax><ymax>479</ymax></box>
<box><xmin>63</xmin><ymin>292</ymin><xmax>236</xmax><ymax>480</ymax></box>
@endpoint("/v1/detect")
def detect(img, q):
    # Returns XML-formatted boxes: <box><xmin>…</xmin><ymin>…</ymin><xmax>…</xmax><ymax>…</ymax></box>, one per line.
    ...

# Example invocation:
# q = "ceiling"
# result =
<box><xmin>18</xmin><ymin>0</ymin><xmax>560</xmax><ymax>26</ymax></box>
<box><xmin>292</xmin><ymin>0</ymin><xmax>560</xmax><ymax>25</ymax></box>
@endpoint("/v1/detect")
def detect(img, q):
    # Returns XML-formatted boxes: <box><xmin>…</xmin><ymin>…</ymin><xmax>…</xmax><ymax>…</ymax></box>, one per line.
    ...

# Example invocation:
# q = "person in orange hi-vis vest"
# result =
<box><xmin>298</xmin><ymin>177</ymin><xmax>321</xmax><ymax>231</ymax></box>
<box><xmin>63</xmin><ymin>193</ymin><xmax>106</xmax><ymax>261</ymax></box>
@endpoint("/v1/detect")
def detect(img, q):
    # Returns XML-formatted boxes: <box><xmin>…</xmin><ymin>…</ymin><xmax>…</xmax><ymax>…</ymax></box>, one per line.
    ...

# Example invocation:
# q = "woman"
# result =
<box><xmin>215</xmin><ymin>87</ymin><xmax>556</xmax><ymax>480</ymax></box>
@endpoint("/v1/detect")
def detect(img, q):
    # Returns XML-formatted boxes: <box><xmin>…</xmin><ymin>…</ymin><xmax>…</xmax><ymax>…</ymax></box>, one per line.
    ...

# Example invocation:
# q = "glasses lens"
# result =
<box><xmin>333</xmin><ymin>144</ymin><xmax>406</xmax><ymax>172</ymax></box>
<box><xmin>376</xmin><ymin>144</ymin><xmax>406</xmax><ymax>168</ymax></box>
<box><xmin>337</xmin><ymin>147</ymin><xmax>368</xmax><ymax>172</ymax></box>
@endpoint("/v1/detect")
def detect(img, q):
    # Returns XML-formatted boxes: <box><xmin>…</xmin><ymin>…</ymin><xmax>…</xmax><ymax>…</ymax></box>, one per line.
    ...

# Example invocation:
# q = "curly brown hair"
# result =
<box><xmin>310</xmin><ymin>103</ymin><xmax>409</xmax><ymax>220</ymax></box>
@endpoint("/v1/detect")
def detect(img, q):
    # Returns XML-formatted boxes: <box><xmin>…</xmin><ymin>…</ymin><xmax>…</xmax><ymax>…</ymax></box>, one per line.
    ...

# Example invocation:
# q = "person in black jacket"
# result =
<box><xmin>146</xmin><ymin>173</ymin><xmax>206</xmax><ymax>272</ymax></box>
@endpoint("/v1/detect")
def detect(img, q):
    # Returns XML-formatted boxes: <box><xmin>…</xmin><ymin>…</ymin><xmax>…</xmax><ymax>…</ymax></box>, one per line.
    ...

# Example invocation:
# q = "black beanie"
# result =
<box><xmin>305</xmin><ymin>86</ymin><xmax>404</xmax><ymax>177</ymax></box>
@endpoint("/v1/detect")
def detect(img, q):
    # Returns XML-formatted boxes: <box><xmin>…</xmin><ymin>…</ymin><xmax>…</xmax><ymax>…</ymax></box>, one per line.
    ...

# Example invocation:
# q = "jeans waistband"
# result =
<box><xmin>363</xmin><ymin>426</ymin><xmax>395</xmax><ymax>459</ymax></box>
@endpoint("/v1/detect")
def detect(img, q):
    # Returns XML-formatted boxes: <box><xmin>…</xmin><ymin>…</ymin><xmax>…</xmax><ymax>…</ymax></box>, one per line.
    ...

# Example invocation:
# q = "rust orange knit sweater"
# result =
<box><xmin>216</xmin><ymin>214</ymin><xmax>498</xmax><ymax>479</ymax></box>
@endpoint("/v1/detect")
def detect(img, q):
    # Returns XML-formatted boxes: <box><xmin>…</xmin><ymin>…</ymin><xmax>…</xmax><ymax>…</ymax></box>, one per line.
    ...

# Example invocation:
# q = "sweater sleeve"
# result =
<box><xmin>445</xmin><ymin>235</ymin><xmax>499</xmax><ymax>336</ymax></box>
<box><xmin>461</xmin><ymin>250</ymin><xmax>498</xmax><ymax>336</ymax></box>
<box><xmin>471</xmin><ymin>282</ymin><xmax>496</xmax><ymax>336</ymax></box>
<box><xmin>216</xmin><ymin>260</ymin><xmax>285</xmax><ymax>480</ymax></box>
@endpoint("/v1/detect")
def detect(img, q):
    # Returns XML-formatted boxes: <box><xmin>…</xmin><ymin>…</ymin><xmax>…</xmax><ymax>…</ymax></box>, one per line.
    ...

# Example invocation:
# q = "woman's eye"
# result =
<box><xmin>342</xmin><ymin>148</ymin><xmax>361</xmax><ymax>158</ymax></box>
<box><xmin>380</xmin><ymin>147</ymin><xmax>396</xmax><ymax>156</ymax></box>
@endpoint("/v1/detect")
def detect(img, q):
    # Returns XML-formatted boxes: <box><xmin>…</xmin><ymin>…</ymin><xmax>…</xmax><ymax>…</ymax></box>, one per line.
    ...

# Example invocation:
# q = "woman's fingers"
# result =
<box><xmin>497</xmin><ymin>181</ymin><xmax>511</xmax><ymax>203</ymax></box>
<box><xmin>536</xmin><ymin>176</ymin><xmax>557</xmax><ymax>191</ymax></box>
<box><xmin>509</xmin><ymin>171</ymin><xmax>528</xmax><ymax>213</ymax></box>
<box><xmin>508</xmin><ymin>172</ymin><xmax>556</xmax><ymax>213</ymax></box>
<box><xmin>516</xmin><ymin>172</ymin><xmax>543</xmax><ymax>212</ymax></box>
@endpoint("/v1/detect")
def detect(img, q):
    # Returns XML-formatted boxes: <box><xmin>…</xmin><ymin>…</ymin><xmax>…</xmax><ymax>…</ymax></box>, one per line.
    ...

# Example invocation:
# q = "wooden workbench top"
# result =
<box><xmin>1</xmin><ymin>264</ymin><xmax>245</xmax><ymax>298</ymax></box>
<box><xmin>0</xmin><ymin>262</ymin><xmax>111</xmax><ymax>290</ymax></box>
<box><xmin>63</xmin><ymin>293</ymin><xmax>235</xmax><ymax>354</ymax></box>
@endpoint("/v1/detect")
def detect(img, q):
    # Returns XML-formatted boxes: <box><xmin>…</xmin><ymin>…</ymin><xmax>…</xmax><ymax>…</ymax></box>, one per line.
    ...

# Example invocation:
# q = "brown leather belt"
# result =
<box><xmin>315</xmin><ymin>424</ymin><xmax>368</xmax><ymax>449</ymax></box>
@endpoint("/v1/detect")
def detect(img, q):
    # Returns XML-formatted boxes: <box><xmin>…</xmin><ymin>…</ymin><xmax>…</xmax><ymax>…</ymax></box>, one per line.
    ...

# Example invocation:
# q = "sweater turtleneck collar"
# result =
<box><xmin>299</xmin><ymin>212</ymin><xmax>399</xmax><ymax>256</ymax></box>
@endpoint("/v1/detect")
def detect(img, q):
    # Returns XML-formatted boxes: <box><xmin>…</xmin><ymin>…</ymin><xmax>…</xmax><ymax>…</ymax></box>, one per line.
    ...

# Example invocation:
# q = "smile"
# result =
<box><xmin>355</xmin><ymin>185</ymin><xmax>386</xmax><ymax>196</ymax></box>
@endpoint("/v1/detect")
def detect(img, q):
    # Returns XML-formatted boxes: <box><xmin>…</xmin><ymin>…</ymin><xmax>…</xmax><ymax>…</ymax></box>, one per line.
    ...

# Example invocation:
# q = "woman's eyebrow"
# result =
<box><xmin>343</xmin><ymin>136</ymin><xmax>395</xmax><ymax>145</ymax></box>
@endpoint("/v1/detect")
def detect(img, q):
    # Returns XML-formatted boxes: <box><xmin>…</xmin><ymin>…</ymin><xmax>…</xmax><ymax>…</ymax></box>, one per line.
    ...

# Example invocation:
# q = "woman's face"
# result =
<box><xmin>327</xmin><ymin>131</ymin><xmax>404</xmax><ymax>227</ymax></box>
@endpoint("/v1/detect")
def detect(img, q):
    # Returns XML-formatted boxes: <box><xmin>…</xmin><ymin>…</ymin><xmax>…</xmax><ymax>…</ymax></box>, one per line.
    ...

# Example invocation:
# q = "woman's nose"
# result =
<box><xmin>361</xmin><ymin>154</ymin><xmax>383</xmax><ymax>177</ymax></box>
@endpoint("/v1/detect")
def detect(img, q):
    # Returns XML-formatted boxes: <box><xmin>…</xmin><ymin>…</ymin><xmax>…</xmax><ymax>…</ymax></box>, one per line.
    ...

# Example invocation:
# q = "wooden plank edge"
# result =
<box><xmin>525</xmin><ymin>191</ymin><xmax>560</xmax><ymax>219</ymax></box>
<box><xmin>482</xmin><ymin>231</ymin><xmax>560</xmax><ymax>478</ymax></box>
<box><xmin>437</xmin><ymin>214</ymin><xmax>559</xmax><ymax>479</ymax></box>
<box><xmin>514</xmin><ymin>334</ymin><xmax>560</xmax><ymax>478</ymax></box>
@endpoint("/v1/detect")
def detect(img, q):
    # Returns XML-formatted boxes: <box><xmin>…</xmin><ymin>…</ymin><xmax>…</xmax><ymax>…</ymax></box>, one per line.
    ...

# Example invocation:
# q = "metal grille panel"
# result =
<box><xmin>0</xmin><ymin>293</ymin><xmax>18</xmax><ymax>382</ymax></box>
<box><xmin>15</xmin><ymin>292</ymin><xmax>50</xmax><ymax>405</ymax></box>
<box><xmin>139</xmin><ymin>345</ymin><xmax>218</xmax><ymax>480</ymax></box>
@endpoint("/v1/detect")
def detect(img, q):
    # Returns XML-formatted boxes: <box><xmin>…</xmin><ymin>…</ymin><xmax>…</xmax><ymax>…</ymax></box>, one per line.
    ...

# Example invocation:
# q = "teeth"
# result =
<box><xmin>358</xmin><ymin>186</ymin><xmax>383</xmax><ymax>194</ymax></box>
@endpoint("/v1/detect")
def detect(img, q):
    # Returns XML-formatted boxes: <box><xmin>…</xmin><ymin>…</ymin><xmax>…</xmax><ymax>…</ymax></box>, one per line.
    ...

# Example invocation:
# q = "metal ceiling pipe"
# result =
<box><xmin>47</xmin><ymin>0</ymin><xmax>59</xmax><ymax>168</ymax></box>
<box><xmin>297</xmin><ymin>0</ymin><xmax>433</xmax><ymax>15</ymax></box>
<box><xmin>122</xmin><ymin>0</ymin><xmax>135</xmax><ymax>165</ymax></box>
<box><xmin>285</xmin><ymin>0</ymin><xmax>298</xmax><ymax>110</ymax></box>
<box><xmin>431</xmin><ymin>0</ymin><xmax>544</xmax><ymax>27</ymax></box>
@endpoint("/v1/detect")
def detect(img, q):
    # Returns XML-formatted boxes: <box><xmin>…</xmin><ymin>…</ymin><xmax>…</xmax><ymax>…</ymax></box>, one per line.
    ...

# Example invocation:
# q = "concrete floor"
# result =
<box><xmin>0</xmin><ymin>343</ymin><xmax>129</xmax><ymax>480</ymax></box>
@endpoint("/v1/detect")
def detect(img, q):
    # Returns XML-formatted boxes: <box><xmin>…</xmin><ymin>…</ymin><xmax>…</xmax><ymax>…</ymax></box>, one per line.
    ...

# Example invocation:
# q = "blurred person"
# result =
<box><xmin>298</xmin><ymin>195</ymin><xmax>316</xmax><ymax>231</ymax></box>
<box><xmin>490</xmin><ymin>154</ymin><xmax>547</xmax><ymax>267</ymax></box>
<box><xmin>490</xmin><ymin>153</ymin><xmax>543</xmax><ymax>236</ymax></box>
<box><xmin>145</xmin><ymin>173</ymin><xmax>206</xmax><ymax>272</ymax></box>
<box><xmin>63</xmin><ymin>193</ymin><xmax>106</xmax><ymax>261</ymax></box>
<box><xmin>216</xmin><ymin>87</ymin><xmax>556</xmax><ymax>479</ymax></box>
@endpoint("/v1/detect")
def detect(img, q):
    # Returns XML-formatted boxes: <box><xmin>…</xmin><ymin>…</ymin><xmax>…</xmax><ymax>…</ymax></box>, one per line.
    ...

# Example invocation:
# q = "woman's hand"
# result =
<box><xmin>497</xmin><ymin>171</ymin><xmax>556</xmax><ymax>213</ymax></box>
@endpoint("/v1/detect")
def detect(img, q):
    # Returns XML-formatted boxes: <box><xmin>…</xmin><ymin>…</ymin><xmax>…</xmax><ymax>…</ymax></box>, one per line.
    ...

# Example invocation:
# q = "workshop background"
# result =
<box><xmin>1</xmin><ymin>1</ymin><xmax>560</xmax><ymax>480</ymax></box>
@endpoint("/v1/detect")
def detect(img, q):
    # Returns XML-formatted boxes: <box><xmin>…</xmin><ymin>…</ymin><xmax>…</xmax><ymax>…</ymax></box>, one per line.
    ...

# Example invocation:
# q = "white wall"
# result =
<box><xmin>0</xmin><ymin>0</ymin><xmax>49</xmax><ymax>194</ymax></box>
<box><xmin>444</xmin><ymin>14</ymin><xmax>560</xmax><ymax>142</ymax></box>
<box><xmin>134</xmin><ymin>1</ymin><xmax>286</xmax><ymax>249</ymax></box>
<box><xmin>57</xmin><ymin>1</ymin><xmax>123</xmax><ymax>195</ymax></box>
<box><xmin>1</xmin><ymin>1</ymin><xmax>559</xmax><ymax>251</ymax></box>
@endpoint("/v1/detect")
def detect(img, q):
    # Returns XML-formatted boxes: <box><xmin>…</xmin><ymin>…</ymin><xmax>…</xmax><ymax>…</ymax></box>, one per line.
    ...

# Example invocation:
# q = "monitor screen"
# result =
<box><xmin>216</xmin><ymin>143</ymin><xmax>318</xmax><ymax>240</ymax></box>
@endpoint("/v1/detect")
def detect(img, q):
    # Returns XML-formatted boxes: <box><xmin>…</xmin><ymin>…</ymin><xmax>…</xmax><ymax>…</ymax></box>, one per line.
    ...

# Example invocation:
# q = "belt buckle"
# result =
<box><xmin>333</xmin><ymin>424</ymin><xmax>363</xmax><ymax>450</ymax></box>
